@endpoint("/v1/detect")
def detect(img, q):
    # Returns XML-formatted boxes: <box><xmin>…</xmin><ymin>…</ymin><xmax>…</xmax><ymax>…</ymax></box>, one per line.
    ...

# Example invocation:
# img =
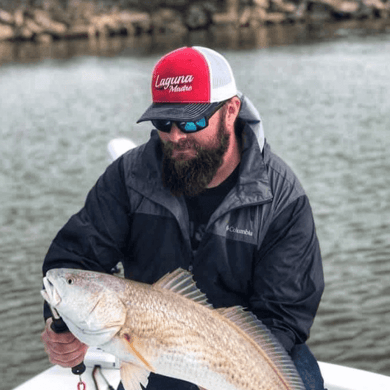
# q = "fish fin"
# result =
<box><xmin>153</xmin><ymin>268</ymin><xmax>213</xmax><ymax>308</ymax></box>
<box><xmin>120</xmin><ymin>362</ymin><xmax>150</xmax><ymax>390</ymax></box>
<box><xmin>122</xmin><ymin>333</ymin><xmax>155</xmax><ymax>373</ymax></box>
<box><xmin>217</xmin><ymin>306</ymin><xmax>305</xmax><ymax>390</ymax></box>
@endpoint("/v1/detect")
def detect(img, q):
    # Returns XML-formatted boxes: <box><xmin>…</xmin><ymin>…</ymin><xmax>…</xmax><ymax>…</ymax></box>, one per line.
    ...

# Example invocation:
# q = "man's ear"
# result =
<box><xmin>224</xmin><ymin>96</ymin><xmax>241</xmax><ymax>130</ymax></box>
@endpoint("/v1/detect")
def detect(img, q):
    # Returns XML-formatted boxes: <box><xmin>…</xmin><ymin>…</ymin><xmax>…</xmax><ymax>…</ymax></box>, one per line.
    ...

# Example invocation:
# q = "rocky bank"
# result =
<box><xmin>0</xmin><ymin>0</ymin><xmax>389</xmax><ymax>43</ymax></box>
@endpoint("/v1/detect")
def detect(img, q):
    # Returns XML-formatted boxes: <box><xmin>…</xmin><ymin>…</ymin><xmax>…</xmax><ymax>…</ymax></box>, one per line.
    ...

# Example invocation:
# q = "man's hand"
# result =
<box><xmin>41</xmin><ymin>317</ymin><xmax>88</xmax><ymax>367</ymax></box>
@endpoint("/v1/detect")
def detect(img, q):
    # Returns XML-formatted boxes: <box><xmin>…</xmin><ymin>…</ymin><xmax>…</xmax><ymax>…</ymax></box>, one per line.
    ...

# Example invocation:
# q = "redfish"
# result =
<box><xmin>41</xmin><ymin>268</ymin><xmax>304</xmax><ymax>390</ymax></box>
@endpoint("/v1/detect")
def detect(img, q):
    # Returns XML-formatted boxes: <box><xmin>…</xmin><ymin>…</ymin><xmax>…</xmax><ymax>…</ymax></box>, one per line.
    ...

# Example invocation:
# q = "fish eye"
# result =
<box><xmin>67</xmin><ymin>277</ymin><xmax>74</xmax><ymax>285</ymax></box>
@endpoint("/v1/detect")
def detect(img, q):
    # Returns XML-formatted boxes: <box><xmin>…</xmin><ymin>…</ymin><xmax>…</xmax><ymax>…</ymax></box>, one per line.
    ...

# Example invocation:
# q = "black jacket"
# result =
<box><xmin>43</xmin><ymin>95</ymin><xmax>324</xmax><ymax>358</ymax></box>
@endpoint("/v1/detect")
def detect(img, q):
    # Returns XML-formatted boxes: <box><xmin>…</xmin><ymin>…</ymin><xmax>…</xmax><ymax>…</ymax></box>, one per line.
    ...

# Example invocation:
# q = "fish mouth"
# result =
<box><xmin>41</xmin><ymin>275</ymin><xmax>61</xmax><ymax>308</ymax></box>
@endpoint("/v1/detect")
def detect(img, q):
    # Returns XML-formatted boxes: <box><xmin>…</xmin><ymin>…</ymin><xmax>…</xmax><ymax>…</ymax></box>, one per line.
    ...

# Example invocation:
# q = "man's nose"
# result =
<box><xmin>167</xmin><ymin>123</ymin><xmax>187</xmax><ymax>143</ymax></box>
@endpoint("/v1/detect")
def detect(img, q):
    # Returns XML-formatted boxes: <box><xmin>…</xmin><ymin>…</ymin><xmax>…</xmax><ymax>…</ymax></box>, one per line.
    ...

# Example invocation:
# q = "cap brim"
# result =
<box><xmin>136</xmin><ymin>102</ymin><xmax>221</xmax><ymax>123</ymax></box>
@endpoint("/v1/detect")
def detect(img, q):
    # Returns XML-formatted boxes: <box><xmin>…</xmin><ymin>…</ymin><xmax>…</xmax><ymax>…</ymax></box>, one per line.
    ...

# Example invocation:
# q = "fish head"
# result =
<box><xmin>41</xmin><ymin>268</ymin><xmax>127</xmax><ymax>346</ymax></box>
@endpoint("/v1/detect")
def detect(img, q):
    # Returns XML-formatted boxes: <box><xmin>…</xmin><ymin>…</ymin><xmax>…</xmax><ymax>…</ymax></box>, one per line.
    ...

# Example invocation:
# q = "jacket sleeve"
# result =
<box><xmin>42</xmin><ymin>156</ymin><xmax>132</xmax><ymax>319</ymax></box>
<box><xmin>250</xmin><ymin>195</ymin><xmax>324</xmax><ymax>353</ymax></box>
<box><xmin>42</xmin><ymin>155</ymin><xmax>131</xmax><ymax>286</ymax></box>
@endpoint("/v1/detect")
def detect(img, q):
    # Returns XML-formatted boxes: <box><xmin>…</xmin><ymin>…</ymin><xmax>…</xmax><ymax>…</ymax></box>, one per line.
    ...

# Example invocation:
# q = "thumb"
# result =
<box><xmin>44</xmin><ymin>317</ymin><xmax>77</xmax><ymax>343</ymax></box>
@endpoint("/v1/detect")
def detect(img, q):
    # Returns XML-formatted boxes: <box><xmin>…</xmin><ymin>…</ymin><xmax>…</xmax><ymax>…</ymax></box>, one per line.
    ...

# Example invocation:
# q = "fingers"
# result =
<box><xmin>41</xmin><ymin>318</ymin><xmax>88</xmax><ymax>367</ymax></box>
<box><xmin>42</xmin><ymin>318</ymin><xmax>77</xmax><ymax>343</ymax></box>
<box><xmin>45</xmin><ymin>342</ymin><xmax>87</xmax><ymax>367</ymax></box>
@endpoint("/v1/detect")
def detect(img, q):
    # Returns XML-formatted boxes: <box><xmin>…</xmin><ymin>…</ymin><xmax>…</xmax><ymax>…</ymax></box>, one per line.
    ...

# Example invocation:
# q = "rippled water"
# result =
<box><xmin>1</xmin><ymin>24</ymin><xmax>390</xmax><ymax>390</ymax></box>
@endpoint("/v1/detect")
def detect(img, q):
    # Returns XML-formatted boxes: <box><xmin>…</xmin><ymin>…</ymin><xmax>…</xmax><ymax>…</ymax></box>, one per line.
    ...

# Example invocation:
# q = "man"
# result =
<box><xmin>42</xmin><ymin>46</ymin><xmax>325</xmax><ymax>389</ymax></box>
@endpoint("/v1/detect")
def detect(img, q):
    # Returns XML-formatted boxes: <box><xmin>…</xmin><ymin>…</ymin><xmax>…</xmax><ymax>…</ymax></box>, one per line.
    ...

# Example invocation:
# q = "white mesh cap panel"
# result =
<box><xmin>193</xmin><ymin>46</ymin><xmax>237</xmax><ymax>102</ymax></box>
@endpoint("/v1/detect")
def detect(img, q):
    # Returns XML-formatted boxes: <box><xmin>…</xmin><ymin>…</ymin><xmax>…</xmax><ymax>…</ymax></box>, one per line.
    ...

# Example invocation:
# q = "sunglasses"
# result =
<box><xmin>152</xmin><ymin>100</ymin><xmax>227</xmax><ymax>134</ymax></box>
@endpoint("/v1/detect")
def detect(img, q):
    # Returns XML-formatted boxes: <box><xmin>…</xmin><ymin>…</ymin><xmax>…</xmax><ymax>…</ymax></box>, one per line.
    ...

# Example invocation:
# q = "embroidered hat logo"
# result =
<box><xmin>226</xmin><ymin>225</ymin><xmax>253</xmax><ymax>237</ymax></box>
<box><xmin>155</xmin><ymin>74</ymin><xmax>194</xmax><ymax>93</ymax></box>
<box><xmin>137</xmin><ymin>46</ymin><xmax>237</xmax><ymax>121</ymax></box>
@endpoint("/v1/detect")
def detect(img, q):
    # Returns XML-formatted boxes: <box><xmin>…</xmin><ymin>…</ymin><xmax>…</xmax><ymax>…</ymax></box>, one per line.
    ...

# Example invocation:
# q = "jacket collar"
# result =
<box><xmin>128</xmin><ymin>94</ymin><xmax>273</xmax><ymax>211</ymax></box>
<box><xmin>237</xmin><ymin>91</ymin><xmax>265</xmax><ymax>152</ymax></box>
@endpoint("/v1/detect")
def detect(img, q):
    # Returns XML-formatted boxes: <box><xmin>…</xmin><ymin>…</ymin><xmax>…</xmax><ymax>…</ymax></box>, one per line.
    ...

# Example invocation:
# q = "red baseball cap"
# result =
<box><xmin>137</xmin><ymin>46</ymin><xmax>237</xmax><ymax>123</ymax></box>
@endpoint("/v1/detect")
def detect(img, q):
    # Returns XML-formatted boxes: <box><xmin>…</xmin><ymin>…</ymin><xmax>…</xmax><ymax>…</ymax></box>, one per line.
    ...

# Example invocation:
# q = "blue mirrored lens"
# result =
<box><xmin>183</xmin><ymin>122</ymin><xmax>198</xmax><ymax>131</ymax></box>
<box><xmin>196</xmin><ymin>118</ymin><xmax>206</xmax><ymax>127</ymax></box>
<box><xmin>153</xmin><ymin>116</ymin><xmax>209</xmax><ymax>133</ymax></box>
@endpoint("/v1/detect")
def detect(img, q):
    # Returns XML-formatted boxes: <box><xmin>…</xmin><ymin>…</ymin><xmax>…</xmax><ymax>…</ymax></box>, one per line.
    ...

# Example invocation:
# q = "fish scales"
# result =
<box><xmin>121</xmin><ymin>287</ymin><xmax>276</xmax><ymax>389</ymax></box>
<box><xmin>41</xmin><ymin>268</ymin><xmax>305</xmax><ymax>390</ymax></box>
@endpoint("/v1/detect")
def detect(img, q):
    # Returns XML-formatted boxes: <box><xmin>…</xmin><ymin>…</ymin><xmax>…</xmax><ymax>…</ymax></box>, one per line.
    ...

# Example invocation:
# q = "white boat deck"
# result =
<box><xmin>13</xmin><ymin>354</ymin><xmax>390</xmax><ymax>390</ymax></box>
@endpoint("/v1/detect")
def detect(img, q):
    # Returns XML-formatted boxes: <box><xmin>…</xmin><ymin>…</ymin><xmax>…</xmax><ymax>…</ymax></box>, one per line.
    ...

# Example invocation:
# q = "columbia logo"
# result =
<box><xmin>226</xmin><ymin>225</ymin><xmax>253</xmax><ymax>237</ymax></box>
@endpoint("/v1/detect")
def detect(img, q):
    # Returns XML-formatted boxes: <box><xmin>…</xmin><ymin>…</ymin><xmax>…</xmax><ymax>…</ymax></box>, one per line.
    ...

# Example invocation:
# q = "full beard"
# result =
<box><xmin>161</xmin><ymin>119</ymin><xmax>230</xmax><ymax>197</ymax></box>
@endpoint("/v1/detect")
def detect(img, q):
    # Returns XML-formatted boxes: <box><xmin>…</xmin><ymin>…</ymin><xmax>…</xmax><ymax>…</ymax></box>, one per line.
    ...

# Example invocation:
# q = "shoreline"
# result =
<box><xmin>1</xmin><ymin>18</ymin><xmax>389</xmax><ymax>66</ymax></box>
<box><xmin>0</xmin><ymin>0</ymin><xmax>389</xmax><ymax>44</ymax></box>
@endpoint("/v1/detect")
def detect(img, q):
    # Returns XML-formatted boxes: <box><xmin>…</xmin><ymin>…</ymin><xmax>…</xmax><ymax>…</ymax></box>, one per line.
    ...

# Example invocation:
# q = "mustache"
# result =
<box><xmin>163</xmin><ymin>139</ymin><xmax>200</xmax><ymax>153</ymax></box>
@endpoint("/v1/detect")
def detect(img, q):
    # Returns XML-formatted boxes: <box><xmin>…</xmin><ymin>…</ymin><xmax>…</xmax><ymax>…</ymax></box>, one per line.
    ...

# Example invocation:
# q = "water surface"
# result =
<box><xmin>1</xmin><ymin>23</ymin><xmax>390</xmax><ymax>390</ymax></box>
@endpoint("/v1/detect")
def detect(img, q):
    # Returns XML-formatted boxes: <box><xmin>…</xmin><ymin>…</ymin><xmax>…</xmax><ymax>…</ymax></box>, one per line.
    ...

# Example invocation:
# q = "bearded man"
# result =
<box><xmin>42</xmin><ymin>46</ymin><xmax>326</xmax><ymax>390</ymax></box>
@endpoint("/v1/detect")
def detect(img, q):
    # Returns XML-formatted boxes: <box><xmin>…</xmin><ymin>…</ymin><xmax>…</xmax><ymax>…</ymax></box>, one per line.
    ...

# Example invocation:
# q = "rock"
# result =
<box><xmin>65</xmin><ymin>24</ymin><xmax>92</xmax><ymax>39</ymax></box>
<box><xmin>0</xmin><ymin>23</ymin><xmax>13</xmax><ymax>40</ymax></box>
<box><xmin>254</xmin><ymin>6</ymin><xmax>269</xmax><ymax>20</ymax></box>
<box><xmin>35</xmin><ymin>33</ymin><xmax>53</xmax><ymax>43</ymax></box>
<box><xmin>292</xmin><ymin>0</ymin><xmax>308</xmax><ymax>20</ymax></box>
<box><xmin>117</xmin><ymin>10</ymin><xmax>151</xmax><ymax>33</ymax></box>
<box><xmin>115</xmin><ymin>13</ymin><xmax>136</xmax><ymax>36</ymax></box>
<box><xmin>185</xmin><ymin>4</ymin><xmax>210</xmax><ymax>30</ymax></box>
<box><xmin>33</xmin><ymin>9</ymin><xmax>67</xmax><ymax>35</ymax></box>
<box><xmin>307</xmin><ymin>1</ymin><xmax>334</xmax><ymax>20</ymax></box>
<box><xmin>90</xmin><ymin>14</ymin><xmax>121</xmax><ymax>36</ymax></box>
<box><xmin>14</xmin><ymin>8</ymin><xmax>24</xmax><ymax>27</ymax></box>
<box><xmin>363</xmin><ymin>0</ymin><xmax>386</xmax><ymax>10</ymax></box>
<box><xmin>272</xmin><ymin>0</ymin><xmax>297</xmax><ymax>13</ymax></box>
<box><xmin>366</xmin><ymin>0</ymin><xmax>390</xmax><ymax>18</ymax></box>
<box><xmin>15</xmin><ymin>26</ymin><xmax>34</xmax><ymax>40</ymax></box>
<box><xmin>45</xmin><ymin>3</ymin><xmax>72</xmax><ymax>26</ymax></box>
<box><xmin>212</xmin><ymin>12</ymin><xmax>238</xmax><ymax>25</ymax></box>
<box><xmin>240</xmin><ymin>5</ymin><xmax>272</xmax><ymax>27</ymax></box>
<box><xmin>336</xmin><ymin>1</ymin><xmax>360</xmax><ymax>14</ymax></box>
<box><xmin>1</xmin><ymin>0</ymin><xmax>389</xmax><ymax>44</ymax></box>
<box><xmin>238</xmin><ymin>6</ymin><xmax>252</xmax><ymax>26</ymax></box>
<box><xmin>253</xmin><ymin>0</ymin><xmax>270</xmax><ymax>8</ymax></box>
<box><xmin>212</xmin><ymin>0</ymin><xmax>240</xmax><ymax>25</ymax></box>
<box><xmin>225</xmin><ymin>0</ymin><xmax>239</xmax><ymax>14</ymax></box>
<box><xmin>265</xmin><ymin>12</ymin><xmax>287</xmax><ymax>23</ymax></box>
<box><xmin>164</xmin><ymin>0</ymin><xmax>189</xmax><ymax>6</ymax></box>
<box><xmin>151</xmin><ymin>8</ymin><xmax>187</xmax><ymax>34</ymax></box>
<box><xmin>68</xmin><ymin>0</ymin><xmax>96</xmax><ymax>22</ymax></box>
<box><xmin>25</xmin><ymin>17</ymin><xmax>45</xmax><ymax>34</ymax></box>
<box><xmin>307</xmin><ymin>0</ymin><xmax>377</xmax><ymax>19</ymax></box>
<box><xmin>0</xmin><ymin>9</ymin><xmax>14</xmax><ymax>25</ymax></box>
